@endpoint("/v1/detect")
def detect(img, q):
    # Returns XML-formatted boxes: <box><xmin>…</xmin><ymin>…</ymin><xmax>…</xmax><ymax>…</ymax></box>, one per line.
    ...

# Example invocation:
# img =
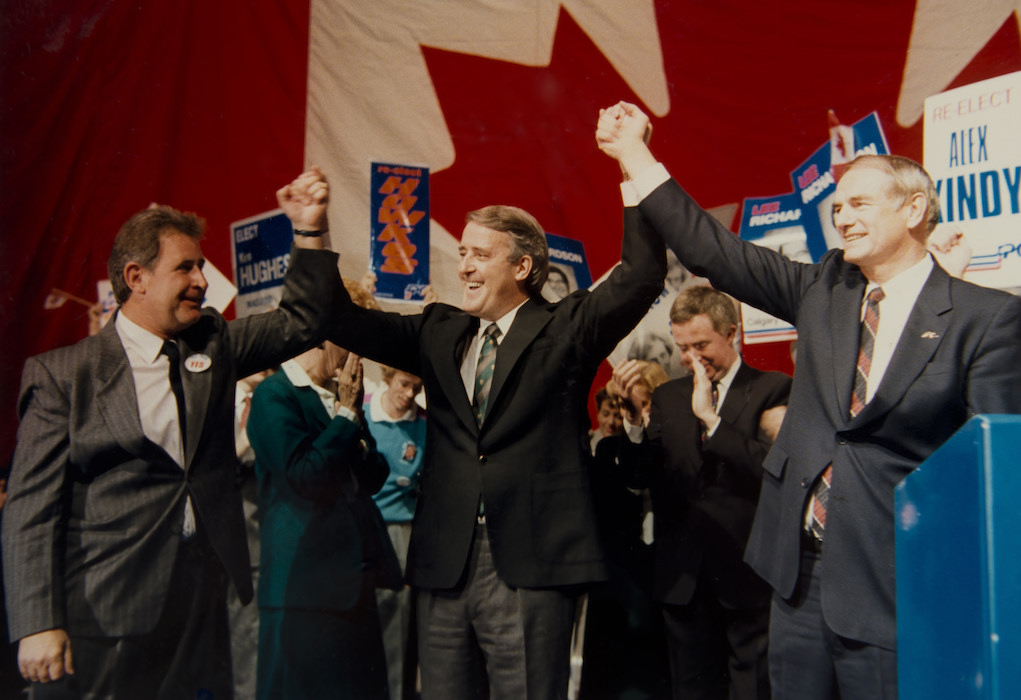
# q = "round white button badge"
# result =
<box><xmin>184</xmin><ymin>354</ymin><xmax>212</xmax><ymax>373</ymax></box>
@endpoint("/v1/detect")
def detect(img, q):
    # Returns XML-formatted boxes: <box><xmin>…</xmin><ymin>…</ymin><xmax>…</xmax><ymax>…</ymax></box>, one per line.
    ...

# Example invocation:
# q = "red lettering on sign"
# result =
<box><xmin>377</xmin><ymin>175</ymin><xmax>426</xmax><ymax>275</ymax></box>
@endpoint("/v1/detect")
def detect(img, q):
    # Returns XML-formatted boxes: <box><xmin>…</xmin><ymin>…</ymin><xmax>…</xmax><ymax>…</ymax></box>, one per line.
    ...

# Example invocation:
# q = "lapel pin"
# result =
<box><xmin>920</xmin><ymin>331</ymin><xmax>940</xmax><ymax>339</ymax></box>
<box><xmin>184</xmin><ymin>353</ymin><xmax>212</xmax><ymax>372</ymax></box>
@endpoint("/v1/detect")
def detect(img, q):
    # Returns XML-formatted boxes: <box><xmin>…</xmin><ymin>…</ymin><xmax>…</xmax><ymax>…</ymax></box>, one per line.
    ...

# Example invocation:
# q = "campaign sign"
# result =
<box><xmin>230</xmin><ymin>209</ymin><xmax>293</xmax><ymax>318</ymax></box>
<box><xmin>737</xmin><ymin>192</ymin><xmax>816</xmax><ymax>344</ymax></box>
<box><xmin>543</xmin><ymin>232</ymin><xmax>591</xmax><ymax>301</ymax></box>
<box><xmin>370</xmin><ymin>162</ymin><xmax>430</xmax><ymax>302</ymax></box>
<box><xmin>789</xmin><ymin>112</ymin><xmax>890</xmax><ymax>256</ymax></box>
<box><xmin>924</xmin><ymin>71</ymin><xmax>1021</xmax><ymax>293</ymax></box>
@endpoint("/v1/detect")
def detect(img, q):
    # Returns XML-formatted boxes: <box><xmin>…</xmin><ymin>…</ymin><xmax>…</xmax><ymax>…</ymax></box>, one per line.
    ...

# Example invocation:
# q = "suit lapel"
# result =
<box><xmin>93</xmin><ymin>320</ymin><xmax>148</xmax><ymax>458</ymax></box>
<box><xmin>431</xmin><ymin>313</ymin><xmax>480</xmax><ymax>433</ymax></box>
<box><xmin>717</xmin><ymin>362</ymin><xmax>755</xmax><ymax>426</ymax></box>
<box><xmin>855</xmin><ymin>266</ymin><xmax>951</xmax><ymax>423</ymax></box>
<box><xmin>486</xmin><ymin>299</ymin><xmax>551</xmax><ymax>425</ymax></box>
<box><xmin>829</xmin><ymin>273</ymin><xmax>868</xmax><ymax>422</ymax></box>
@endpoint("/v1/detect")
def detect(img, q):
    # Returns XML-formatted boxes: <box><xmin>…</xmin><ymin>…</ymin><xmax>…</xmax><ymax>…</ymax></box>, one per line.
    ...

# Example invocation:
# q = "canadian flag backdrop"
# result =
<box><xmin>2</xmin><ymin>0</ymin><xmax>1020</xmax><ymax>460</ymax></box>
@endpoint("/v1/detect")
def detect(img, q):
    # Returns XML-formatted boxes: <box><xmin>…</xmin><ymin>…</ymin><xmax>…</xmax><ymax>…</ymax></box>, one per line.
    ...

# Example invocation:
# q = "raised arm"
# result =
<box><xmin>596</xmin><ymin>101</ymin><xmax>658</xmax><ymax>180</ymax></box>
<box><xmin>277</xmin><ymin>167</ymin><xmax>330</xmax><ymax>250</ymax></box>
<box><xmin>596</xmin><ymin>101</ymin><xmax>817</xmax><ymax>326</ymax></box>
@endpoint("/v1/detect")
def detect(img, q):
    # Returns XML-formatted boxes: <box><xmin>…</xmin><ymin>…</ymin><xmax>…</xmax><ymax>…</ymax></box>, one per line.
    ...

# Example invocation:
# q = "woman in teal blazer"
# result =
<box><xmin>248</xmin><ymin>342</ymin><xmax>401</xmax><ymax>700</ymax></box>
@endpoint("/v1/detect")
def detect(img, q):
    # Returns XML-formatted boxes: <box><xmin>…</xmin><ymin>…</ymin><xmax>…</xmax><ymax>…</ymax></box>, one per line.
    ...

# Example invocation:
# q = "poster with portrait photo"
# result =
<box><xmin>605</xmin><ymin>247</ymin><xmax>707</xmax><ymax>379</ymax></box>
<box><xmin>543</xmin><ymin>232</ymin><xmax>592</xmax><ymax>301</ymax></box>
<box><xmin>603</xmin><ymin>204</ymin><xmax>738</xmax><ymax>378</ymax></box>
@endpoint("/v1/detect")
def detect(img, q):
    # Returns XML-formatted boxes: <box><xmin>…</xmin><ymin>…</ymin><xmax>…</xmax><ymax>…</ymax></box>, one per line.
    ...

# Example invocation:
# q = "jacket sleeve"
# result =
<box><xmin>638</xmin><ymin>178</ymin><xmax>822</xmax><ymax>325</ymax></box>
<box><xmin>248</xmin><ymin>377</ymin><xmax>369</xmax><ymax>503</ymax></box>
<box><xmin>573</xmin><ymin>205</ymin><xmax>668</xmax><ymax>361</ymax></box>
<box><xmin>2</xmin><ymin>356</ymin><xmax>71</xmax><ymax>640</ymax></box>
<box><xmin>963</xmin><ymin>292</ymin><xmax>1021</xmax><ymax>415</ymax></box>
<box><xmin>228</xmin><ymin>245</ymin><xmax>342</xmax><ymax>378</ymax></box>
<box><xmin>702</xmin><ymin>373</ymin><xmax>791</xmax><ymax>495</ymax></box>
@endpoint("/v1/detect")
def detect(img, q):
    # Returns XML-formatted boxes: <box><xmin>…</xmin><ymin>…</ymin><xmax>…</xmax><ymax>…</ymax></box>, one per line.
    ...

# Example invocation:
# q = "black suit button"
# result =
<box><xmin>800</xmin><ymin>478</ymin><xmax>811</xmax><ymax>488</ymax></box>
<box><xmin>479</xmin><ymin>454</ymin><xmax>487</xmax><ymax>464</ymax></box>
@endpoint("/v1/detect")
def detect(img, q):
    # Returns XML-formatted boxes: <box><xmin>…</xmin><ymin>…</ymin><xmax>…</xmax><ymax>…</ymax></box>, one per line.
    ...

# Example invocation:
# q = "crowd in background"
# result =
<box><xmin>2</xmin><ymin>102</ymin><xmax>1019</xmax><ymax>700</ymax></box>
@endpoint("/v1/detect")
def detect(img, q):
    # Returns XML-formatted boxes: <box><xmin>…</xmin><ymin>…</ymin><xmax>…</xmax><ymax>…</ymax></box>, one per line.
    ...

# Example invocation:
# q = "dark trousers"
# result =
<box><xmin>417</xmin><ymin>522</ymin><xmax>576</xmax><ymax>700</ymax></box>
<box><xmin>32</xmin><ymin>535</ymin><xmax>233</xmax><ymax>700</ymax></box>
<box><xmin>661</xmin><ymin>588</ymin><xmax>769</xmax><ymax>700</ymax></box>
<box><xmin>768</xmin><ymin>549</ymin><xmax>897</xmax><ymax>700</ymax></box>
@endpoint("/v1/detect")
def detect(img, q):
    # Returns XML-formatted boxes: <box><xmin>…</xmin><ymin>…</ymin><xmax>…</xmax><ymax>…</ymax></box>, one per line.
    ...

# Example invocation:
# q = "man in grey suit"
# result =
<box><xmin>2</xmin><ymin>168</ymin><xmax>339</xmax><ymax>699</ymax></box>
<box><xmin>596</xmin><ymin>102</ymin><xmax>1021</xmax><ymax>699</ymax></box>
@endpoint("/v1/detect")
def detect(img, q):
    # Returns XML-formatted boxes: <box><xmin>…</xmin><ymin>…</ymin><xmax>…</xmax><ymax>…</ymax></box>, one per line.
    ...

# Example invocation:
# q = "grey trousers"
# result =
<box><xmin>416</xmin><ymin>522</ymin><xmax>577</xmax><ymax>700</ymax></box>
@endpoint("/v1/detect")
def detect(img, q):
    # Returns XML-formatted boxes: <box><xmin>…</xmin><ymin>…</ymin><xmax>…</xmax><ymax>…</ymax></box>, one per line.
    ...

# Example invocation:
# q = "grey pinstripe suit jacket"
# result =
<box><xmin>1</xmin><ymin>246</ymin><xmax>339</xmax><ymax>641</ymax></box>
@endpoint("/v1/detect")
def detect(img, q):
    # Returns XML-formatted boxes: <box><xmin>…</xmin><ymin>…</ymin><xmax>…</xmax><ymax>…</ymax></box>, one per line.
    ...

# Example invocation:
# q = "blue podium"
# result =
<box><xmin>896</xmin><ymin>415</ymin><xmax>1021</xmax><ymax>700</ymax></box>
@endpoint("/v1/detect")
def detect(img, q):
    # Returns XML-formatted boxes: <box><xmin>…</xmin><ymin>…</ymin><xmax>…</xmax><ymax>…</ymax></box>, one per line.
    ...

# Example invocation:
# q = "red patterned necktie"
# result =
<box><xmin>849</xmin><ymin>287</ymin><xmax>886</xmax><ymax>418</ymax></box>
<box><xmin>809</xmin><ymin>287</ymin><xmax>885</xmax><ymax>540</ymax></box>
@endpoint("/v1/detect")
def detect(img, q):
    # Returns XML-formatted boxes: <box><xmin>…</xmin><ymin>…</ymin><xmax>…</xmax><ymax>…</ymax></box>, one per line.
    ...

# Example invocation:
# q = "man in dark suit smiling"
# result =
<box><xmin>596</xmin><ymin>101</ymin><xmax>1021</xmax><ymax>699</ymax></box>
<box><xmin>326</xmin><ymin>200</ymin><xmax>666</xmax><ymax>699</ymax></box>
<box><xmin>614</xmin><ymin>286</ymin><xmax>789</xmax><ymax>699</ymax></box>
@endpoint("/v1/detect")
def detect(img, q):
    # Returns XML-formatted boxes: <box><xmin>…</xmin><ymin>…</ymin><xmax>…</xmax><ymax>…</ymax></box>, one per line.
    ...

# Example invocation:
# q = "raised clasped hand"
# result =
<box><xmin>596</xmin><ymin>101</ymin><xmax>651</xmax><ymax>159</ymax></box>
<box><xmin>277</xmin><ymin>166</ymin><xmax>329</xmax><ymax>231</ymax></box>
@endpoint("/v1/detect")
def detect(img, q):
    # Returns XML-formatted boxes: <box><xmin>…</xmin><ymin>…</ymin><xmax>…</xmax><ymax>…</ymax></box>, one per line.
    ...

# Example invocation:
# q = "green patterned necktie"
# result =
<box><xmin>473</xmin><ymin>324</ymin><xmax>501</xmax><ymax>426</ymax></box>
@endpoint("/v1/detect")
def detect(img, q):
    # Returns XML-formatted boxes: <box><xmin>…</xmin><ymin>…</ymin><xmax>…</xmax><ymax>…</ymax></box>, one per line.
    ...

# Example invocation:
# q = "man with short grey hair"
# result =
<box><xmin>597</xmin><ymin>101</ymin><xmax>1021</xmax><ymax>699</ymax></box>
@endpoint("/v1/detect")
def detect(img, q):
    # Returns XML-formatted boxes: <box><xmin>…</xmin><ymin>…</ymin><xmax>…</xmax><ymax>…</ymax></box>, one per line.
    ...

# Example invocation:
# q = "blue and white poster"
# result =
<box><xmin>543</xmin><ymin>232</ymin><xmax>591</xmax><ymax>301</ymax></box>
<box><xmin>737</xmin><ymin>192</ymin><xmax>820</xmax><ymax>344</ymax></box>
<box><xmin>924</xmin><ymin>71</ymin><xmax>1021</xmax><ymax>294</ymax></box>
<box><xmin>370</xmin><ymin>162</ymin><xmax>431</xmax><ymax>302</ymax></box>
<box><xmin>230</xmin><ymin>209</ymin><xmax>294</xmax><ymax>318</ymax></box>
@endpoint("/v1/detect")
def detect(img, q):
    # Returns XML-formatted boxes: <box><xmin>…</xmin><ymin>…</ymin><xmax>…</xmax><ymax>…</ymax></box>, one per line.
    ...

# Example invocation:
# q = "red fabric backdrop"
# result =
<box><xmin>2</xmin><ymin>1</ymin><xmax>1019</xmax><ymax>461</ymax></box>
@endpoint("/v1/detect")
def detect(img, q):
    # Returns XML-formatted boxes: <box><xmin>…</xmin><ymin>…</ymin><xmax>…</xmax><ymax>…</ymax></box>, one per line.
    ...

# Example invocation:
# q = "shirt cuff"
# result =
<box><xmin>620</xmin><ymin>180</ymin><xmax>639</xmax><ymax>207</ymax></box>
<box><xmin>632</xmin><ymin>162</ymin><xmax>671</xmax><ymax>202</ymax></box>
<box><xmin>335</xmin><ymin>405</ymin><xmax>359</xmax><ymax>423</ymax></box>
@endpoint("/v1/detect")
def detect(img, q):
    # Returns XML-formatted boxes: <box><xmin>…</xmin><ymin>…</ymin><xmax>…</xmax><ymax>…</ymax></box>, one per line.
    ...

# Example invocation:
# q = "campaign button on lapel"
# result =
<box><xmin>184</xmin><ymin>353</ymin><xmax>212</xmax><ymax>373</ymax></box>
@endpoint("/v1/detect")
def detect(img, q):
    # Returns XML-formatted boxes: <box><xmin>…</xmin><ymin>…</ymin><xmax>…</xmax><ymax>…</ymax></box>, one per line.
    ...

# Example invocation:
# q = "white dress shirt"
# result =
<box><xmin>115</xmin><ymin>311</ymin><xmax>195</xmax><ymax>537</ymax></box>
<box><xmin>459</xmin><ymin>301</ymin><xmax>527</xmax><ymax>401</ymax></box>
<box><xmin>859</xmin><ymin>255</ymin><xmax>933</xmax><ymax>403</ymax></box>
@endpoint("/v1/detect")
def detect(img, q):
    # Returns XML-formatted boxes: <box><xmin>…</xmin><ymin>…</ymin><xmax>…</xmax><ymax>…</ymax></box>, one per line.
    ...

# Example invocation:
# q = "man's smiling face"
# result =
<box><xmin>127</xmin><ymin>230</ymin><xmax>208</xmax><ymax>338</ymax></box>
<box><xmin>458</xmin><ymin>222</ymin><xmax>530</xmax><ymax>322</ymax></box>
<box><xmin>831</xmin><ymin>164</ymin><xmax>924</xmax><ymax>280</ymax></box>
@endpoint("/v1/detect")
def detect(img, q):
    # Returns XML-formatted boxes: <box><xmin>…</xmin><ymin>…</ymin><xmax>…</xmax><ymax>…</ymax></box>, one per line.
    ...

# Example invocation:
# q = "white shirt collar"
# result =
<box><xmin>863</xmin><ymin>254</ymin><xmax>933</xmax><ymax>310</ymax></box>
<box><xmin>115</xmin><ymin>310</ymin><xmax>166</xmax><ymax>364</ymax></box>
<box><xmin>715</xmin><ymin>355</ymin><xmax>742</xmax><ymax>395</ymax></box>
<box><xmin>478</xmin><ymin>298</ymin><xmax>528</xmax><ymax>343</ymax></box>
<box><xmin>369</xmin><ymin>388</ymin><xmax>417</xmax><ymax>423</ymax></box>
<box><xmin>281</xmin><ymin>359</ymin><xmax>338</xmax><ymax>416</ymax></box>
